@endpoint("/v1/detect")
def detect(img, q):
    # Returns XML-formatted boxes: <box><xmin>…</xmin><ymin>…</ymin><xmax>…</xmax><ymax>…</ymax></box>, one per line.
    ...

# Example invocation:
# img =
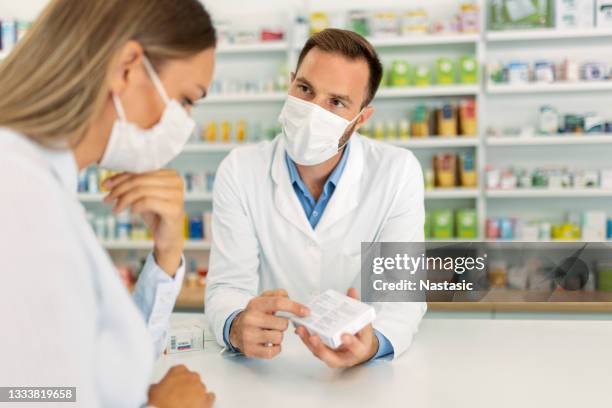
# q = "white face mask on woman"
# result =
<box><xmin>99</xmin><ymin>56</ymin><xmax>195</xmax><ymax>173</ymax></box>
<box><xmin>279</xmin><ymin>95</ymin><xmax>363</xmax><ymax>166</ymax></box>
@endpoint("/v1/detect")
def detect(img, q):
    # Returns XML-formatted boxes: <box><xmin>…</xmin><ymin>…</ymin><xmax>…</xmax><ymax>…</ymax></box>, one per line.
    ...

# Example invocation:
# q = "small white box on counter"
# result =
<box><xmin>291</xmin><ymin>290</ymin><xmax>376</xmax><ymax>350</ymax></box>
<box><xmin>165</xmin><ymin>318</ymin><xmax>205</xmax><ymax>354</ymax></box>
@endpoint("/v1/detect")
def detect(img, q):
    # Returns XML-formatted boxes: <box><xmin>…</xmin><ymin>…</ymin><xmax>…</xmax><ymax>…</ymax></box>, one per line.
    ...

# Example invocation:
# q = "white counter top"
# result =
<box><xmin>152</xmin><ymin>314</ymin><xmax>612</xmax><ymax>408</ymax></box>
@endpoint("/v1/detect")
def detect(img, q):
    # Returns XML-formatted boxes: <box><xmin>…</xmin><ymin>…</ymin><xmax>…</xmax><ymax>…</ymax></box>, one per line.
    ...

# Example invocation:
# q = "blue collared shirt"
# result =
<box><xmin>223</xmin><ymin>142</ymin><xmax>393</xmax><ymax>360</ymax></box>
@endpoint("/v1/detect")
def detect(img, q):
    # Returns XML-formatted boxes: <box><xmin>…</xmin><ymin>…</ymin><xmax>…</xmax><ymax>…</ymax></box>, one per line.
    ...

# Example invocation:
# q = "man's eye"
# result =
<box><xmin>331</xmin><ymin>99</ymin><xmax>345</xmax><ymax>108</ymax></box>
<box><xmin>298</xmin><ymin>85</ymin><xmax>311</xmax><ymax>94</ymax></box>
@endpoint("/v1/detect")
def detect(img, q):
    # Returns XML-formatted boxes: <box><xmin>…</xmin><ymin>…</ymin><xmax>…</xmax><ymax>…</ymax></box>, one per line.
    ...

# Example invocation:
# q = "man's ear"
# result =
<box><xmin>354</xmin><ymin>106</ymin><xmax>374</xmax><ymax>131</ymax></box>
<box><xmin>108</xmin><ymin>41</ymin><xmax>146</xmax><ymax>96</ymax></box>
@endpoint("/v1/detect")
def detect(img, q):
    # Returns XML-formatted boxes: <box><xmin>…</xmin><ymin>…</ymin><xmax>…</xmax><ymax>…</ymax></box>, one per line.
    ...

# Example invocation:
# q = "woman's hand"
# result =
<box><xmin>104</xmin><ymin>169</ymin><xmax>185</xmax><ymax>276</ymax></box>
<box><xmin>148</xmin><ymin>364</ymin><xmax>215</xmax><ymax>408</ymax></box>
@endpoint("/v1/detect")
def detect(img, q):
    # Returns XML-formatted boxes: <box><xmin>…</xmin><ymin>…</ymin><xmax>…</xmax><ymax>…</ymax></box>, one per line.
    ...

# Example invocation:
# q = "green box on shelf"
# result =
<box><xmin>489</xmin><ymin>0</ymin><xmax>553</xmax><ymax>30</ymax></box>
<box><xmin>413</xmin><ymin>64</ymin><xmax>433</xmax><ymax>87</ymax></box>
<box><xmin>459</xmin><ymin>56</ymin><xmax>478</xmax><ymax>84</ymax></box>
<box><xmin>432</xmin><ymin>209</ymin><xmax>454</xmax><ymax>239</ymax></box>
<box><xmin>455</xmin><ymin>209</ymin><xmax>478</xmax><ymax>239</ymax></box>
<box><xmin>436</xmin><ymin>58</ymin><xmax>456</xmax><ymax>85</ymax></box>
<box><xmin>598</xmin><ymin>263</ymin><xmax>612</xmax><ymax>292</ymax></box>
<box><xmin>424</xmin><ymin>210</ymin><xmax>432</xmax><ymax>239</ymax></box>
<box><xmin>389</xmin><ymin>60</ymin><xmax>411</xmax><ymax>87</ymax></box>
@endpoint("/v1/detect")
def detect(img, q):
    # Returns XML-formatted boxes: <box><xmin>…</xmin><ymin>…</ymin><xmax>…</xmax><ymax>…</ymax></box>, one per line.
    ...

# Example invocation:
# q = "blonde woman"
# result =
<box><xmin>0</xmin><ymin>0</ymin><xmax>217</xmax><ymax>407</ymax></box>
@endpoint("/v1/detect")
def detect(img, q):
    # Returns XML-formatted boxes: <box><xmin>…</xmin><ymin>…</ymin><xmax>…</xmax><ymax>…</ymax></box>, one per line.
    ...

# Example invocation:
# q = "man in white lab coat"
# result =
<box><xmin>206</xmin><ymin>28</ymin><xmax>426</xmax><ymax>368</ymax></box>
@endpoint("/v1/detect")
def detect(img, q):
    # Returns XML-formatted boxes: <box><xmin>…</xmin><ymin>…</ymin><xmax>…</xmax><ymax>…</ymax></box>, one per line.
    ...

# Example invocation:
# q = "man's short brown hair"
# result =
<box><xmin>296</xmin><ymin>28</ymin><xmax>383</xmax><ymax>108</ymax></box>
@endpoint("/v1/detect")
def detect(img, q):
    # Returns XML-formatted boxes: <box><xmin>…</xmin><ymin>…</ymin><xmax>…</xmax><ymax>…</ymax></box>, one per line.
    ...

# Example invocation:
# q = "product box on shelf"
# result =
<box><xmin>556</xmin><ymin>0</ymin><xmax>595</xmax><ymax>29</ymax></box>
<box><xmin>596</xmin><ymin>0</ymin><xmax>612</xmax><ymax>26</ymax></box>
<box><xmin>489</xmin><ymin>0</ymin><xmax>553</xmax><ymax>30</ymax></box>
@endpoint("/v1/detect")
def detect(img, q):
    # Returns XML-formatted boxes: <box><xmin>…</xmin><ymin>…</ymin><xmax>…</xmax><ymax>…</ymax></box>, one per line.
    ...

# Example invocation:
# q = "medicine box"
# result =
<box><xmin>432</xmin><ymin>209</ymin><xmax>454</xmax><ymax>239</ymax></box>
<box><xmin>455</xmin><ymin>209</ymin><xmax>478</xmax><ymax>239</ymax></box>
<box><xmin>556</xmin><ymin>0</ymin><xmax>595</xmax><ymax>29</ymax></box>
<box><xmin>596</xmin><ymin>0</ymin><xmax>612</xmax><ymax>27</ymax></box>
<box><xmin>291</xmin><ymin>290</ymin><xmax>376</xmax><ymax>350</ymax></box>
<box><xmin>459</xmin><ymin>56</ymin><xmax>478</xmax><ymax>84</ymax></box>
<box><xmin>165</xmin><ymin>319</ymin><xmax>205</xmax><ymax>354</ymax></box>
<box><xmin>489</xmin><ymin>0</ymin><xmax>554</xmax><ymax>30</ymax></box>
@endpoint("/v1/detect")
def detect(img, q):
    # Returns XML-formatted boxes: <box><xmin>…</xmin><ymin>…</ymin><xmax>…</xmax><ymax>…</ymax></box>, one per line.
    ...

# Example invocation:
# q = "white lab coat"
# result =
<box><xmin>206</xmin><ymin>134</ymin><xmax>426</xmax><ymax>359</ymax></box>
<box><xmin>0</xmin><ymin>129</ymin><xmax>185</xmax><ymax>407</ymax></box>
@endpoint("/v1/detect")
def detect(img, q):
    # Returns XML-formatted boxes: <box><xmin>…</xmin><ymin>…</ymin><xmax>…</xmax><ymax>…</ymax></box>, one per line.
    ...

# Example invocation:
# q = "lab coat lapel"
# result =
<box><xmin>315</xmin><ymin>135</ymin><xmax>364</xmax><ymax>233</ymax></box>
<box><xmin>270</xmin><ymin>135</ymin><xmax>318</xmax><ymax>242</ymax></box>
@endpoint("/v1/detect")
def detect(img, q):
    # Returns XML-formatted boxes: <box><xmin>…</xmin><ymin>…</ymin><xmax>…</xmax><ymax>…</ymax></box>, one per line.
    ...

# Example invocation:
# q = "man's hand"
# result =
<box><xmin>229</xmin><ymin>289</ymin><xmax>309</xmax><ymax>359</ymax></box>
<box><xmin>103</xmin><ymin>169</ymin><xmax>185</xmax><ymax>276</ymax></box>
<box><xmin>148</xmin><ymin>364</ymin><xmax>215</xmax><ymax>408</ymax></box>
<box><xmin>296</xmin><ymin>288</ymin><xmax>378</xmax><ymax>368</ymax></box>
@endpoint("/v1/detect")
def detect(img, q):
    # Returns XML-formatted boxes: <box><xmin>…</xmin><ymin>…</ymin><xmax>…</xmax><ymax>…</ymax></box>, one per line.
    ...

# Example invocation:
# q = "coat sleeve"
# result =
<box><xmin>205</xmin><ymin>152</ymin><xmax>261</xmax><ymax>347</ymax></box>
<box><xmin>370</xmin><ymin>150</ymin><xmax>427</xmax><ymax>360</ymax></box>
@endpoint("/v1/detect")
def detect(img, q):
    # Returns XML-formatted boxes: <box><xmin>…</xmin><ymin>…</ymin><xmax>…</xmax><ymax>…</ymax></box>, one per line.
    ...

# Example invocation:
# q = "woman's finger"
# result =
<box><xmin>112</xmin><ymin>187</ymin><xmax>182</xmax><ymax>214</ymax></box>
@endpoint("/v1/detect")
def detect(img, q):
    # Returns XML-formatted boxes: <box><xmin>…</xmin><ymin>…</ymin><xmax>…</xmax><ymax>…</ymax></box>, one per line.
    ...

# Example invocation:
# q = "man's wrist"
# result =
<box><xmin>228</xmin><ymin>311</ymin><xmax>244</xmax><ymax>351</ymax></box>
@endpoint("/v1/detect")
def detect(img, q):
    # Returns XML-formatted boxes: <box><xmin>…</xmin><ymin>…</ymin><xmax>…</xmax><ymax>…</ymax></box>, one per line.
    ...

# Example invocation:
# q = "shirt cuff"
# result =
<box><xmin>371</xmin><ymin>329</ymin><xmax>394</xmax><ymax>361</ymax></box>
<box><xmin>132</xmin><ymin>252</ymin><xmax>186</xmax><ymax>356</ymax></box>
<box><xmin>222</xmin><ymin>309</ymin><xmax>243</xmax><ymax>353</ymax></box>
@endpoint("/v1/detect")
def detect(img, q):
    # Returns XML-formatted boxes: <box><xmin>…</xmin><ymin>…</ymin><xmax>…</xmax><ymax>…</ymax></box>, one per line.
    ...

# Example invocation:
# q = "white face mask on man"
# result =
<box><xmin>278</xmin><ymin>95</ymin><xmax>364</xmax><ymax>166</ymax></box>
<box><xmin>99</xmin><ymin>56</ymin><xmax>195</xmax><ymax>173</ymax></box>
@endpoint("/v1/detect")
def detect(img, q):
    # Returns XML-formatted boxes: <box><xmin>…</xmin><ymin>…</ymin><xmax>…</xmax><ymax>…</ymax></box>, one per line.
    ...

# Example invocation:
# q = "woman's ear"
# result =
<box><xmin>108</xmin><ymin>41</ymin><xmax>145</xmax><ymax>96</ymax></box>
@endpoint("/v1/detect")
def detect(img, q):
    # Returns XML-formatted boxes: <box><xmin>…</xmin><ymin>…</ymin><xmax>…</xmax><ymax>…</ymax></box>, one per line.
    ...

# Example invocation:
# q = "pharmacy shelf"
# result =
<box><xmin>486</xmin><ymin>134</ymin><xmax>612</xmax><ymax>146</ymax></box>
<box><xmin>182</xmin><ymin>143</ymin><xmax>252</xmax><ymax>153</ymax></box>
<box><xmin>377</xmin><ymin>84</ymin><xmax>479</xmax><ymax>99</ymax></box>
<box><xmin>368</xmin><ymin>33</ymin><xmax>479</xmax><ymax>48</ymax></box>
<box><xmin>79</xmin><ymin>193</ymin><xmax>213</xmax><ymax>202</ymax></box>
<box><xmin>101</xmin><ymin>240</ymin><xmax>211</xmax><ymax>251</ymax></box>
<box><xmin>486</xmin><ymin>188</ymin><xmax>612</xmax><ymax>198</ymax></box>
<box><xmin>425</xmin><ymin>188</ymin><xmax>479</xmax><ymax>199</ymax></box>
<box><xmin>486</xmin><ymin>28</ymin><xmax>612</xmax><ymax>42</ymax></box>
<box><xmin>217</xmin><ymin>41</ymin><xmax>288</xmax><ymax>54</ymax></box>
<box><xmin>487</xmin><ymin>81</ymin><xmax>612</xmax><ymax>95</ymax></box>
<box><xmin>199</xmin><ymin>92</ymin><xmax>286</xmax><ymax>104</ymax></box>
<box><xmin>388</xmin><ymin>137</ymin><xmax>479</xmax><ymax>148</ymax></box>
<box><xmin>182</xmin><ymin>138</ymin><xmax>479</xmax><ymax>154</ymax></box>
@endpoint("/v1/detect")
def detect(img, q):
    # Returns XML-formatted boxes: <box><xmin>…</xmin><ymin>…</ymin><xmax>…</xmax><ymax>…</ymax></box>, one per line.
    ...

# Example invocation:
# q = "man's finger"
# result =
<box><xmin>261</xmin><ymin>288</ymin><xmax>289</xmax><ymax>298</ymax></box>
<box><xmin>346</xmin><ymin>287</ymin><xmax>359</xmax><ymax>300</ymax></box>
<box><xmin>308</xmin><ymin>335</ymin><xmax>347</xmax><ymax>368</ymax></box>
<box><xmin>256</xmin><ymin>296</ymin><xmax>309</xmax><ymax>317</ymax></box>
<box><xmin>250</xmin><ymin>344</ymin><xmax>281</xmax><ymax>360</ymax></box>
<box><xmin>247</xmin><ymin>312</ymin><xmax>290</xmax><ymax>331</ymax></box>
<box><xmin>340</xmin><ymin>334</ymin><xmax>368</xmax><ymax>358</ymax></box>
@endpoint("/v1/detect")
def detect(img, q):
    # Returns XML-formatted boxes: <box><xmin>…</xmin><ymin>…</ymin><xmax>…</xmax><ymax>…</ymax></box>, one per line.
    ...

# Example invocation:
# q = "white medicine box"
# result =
<box><xmin>291</xmin><ymin>290</ymin><xmax>376</xmax><ymax>350</ymax></box>
<box><xmin>596</xmin><ymin>0</ymin><xmax>612</xmax><ymax>26</ymax></box>
<box><xmin>556</xmin><ymin>0</ymin><xmax>595</xmax><ymax>28</ymax></box>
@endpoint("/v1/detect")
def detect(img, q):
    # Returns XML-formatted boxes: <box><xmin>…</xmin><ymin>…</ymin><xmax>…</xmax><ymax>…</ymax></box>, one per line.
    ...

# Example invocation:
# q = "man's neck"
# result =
<box><xmin>295</xmin><ymin>147</ymin><xmax>345</xmax><ymax>201</ymax></box>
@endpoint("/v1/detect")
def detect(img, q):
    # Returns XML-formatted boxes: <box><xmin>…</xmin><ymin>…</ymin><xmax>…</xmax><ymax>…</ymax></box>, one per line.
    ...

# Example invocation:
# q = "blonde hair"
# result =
<box><xmin>0</xmin><ymin>0</ymin><xmax>216</xmax><ymax>147</ymax></box>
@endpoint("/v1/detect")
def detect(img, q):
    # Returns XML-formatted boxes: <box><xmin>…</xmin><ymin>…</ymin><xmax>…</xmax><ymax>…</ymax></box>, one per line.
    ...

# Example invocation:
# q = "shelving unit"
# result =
<box><xmin>69</xmin><ymin>3</ymin><xmax>612</xmax><ymax>318</ymax></box>
<box><xmin>486</xmin><ymin>28</ymin><xmax>612</xmax><ymax>42</ymax></box>
<box><xmin>101</xmin><ymin>240</ymin><xmax>211</xmax><ymax>251</ymax></box>
<box><xmin>368</xmin><ymin>33</ymin><xmax>479</xmax><ymax>47</ymax></box>
<box><xmin>376</xmin><ymin>84</ymin><xmax>479</xmax><ymax>99</ymax></box>
<box><xmin>486</xmin><ymin>188</ymin><xmax>612</xmax><ymax>198</ymax></box>
<box><xmin>487</xmin><ymin>81</ymin><xmax>612</xmax><ymax>94</ymax></box>
<box><xmin>216</xmin><ymin>41</ymin><xmax>288</xmax><ymax>54</ymax></box>
<box><xmin>80</xmin><ymin>192</ymin><xmax>213</xmax><ymax>202</ymax></box>
<box><xmin>486</xmin><ymin>134</ymin><xmax>612</xmax><ymax>146</ymax></box>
